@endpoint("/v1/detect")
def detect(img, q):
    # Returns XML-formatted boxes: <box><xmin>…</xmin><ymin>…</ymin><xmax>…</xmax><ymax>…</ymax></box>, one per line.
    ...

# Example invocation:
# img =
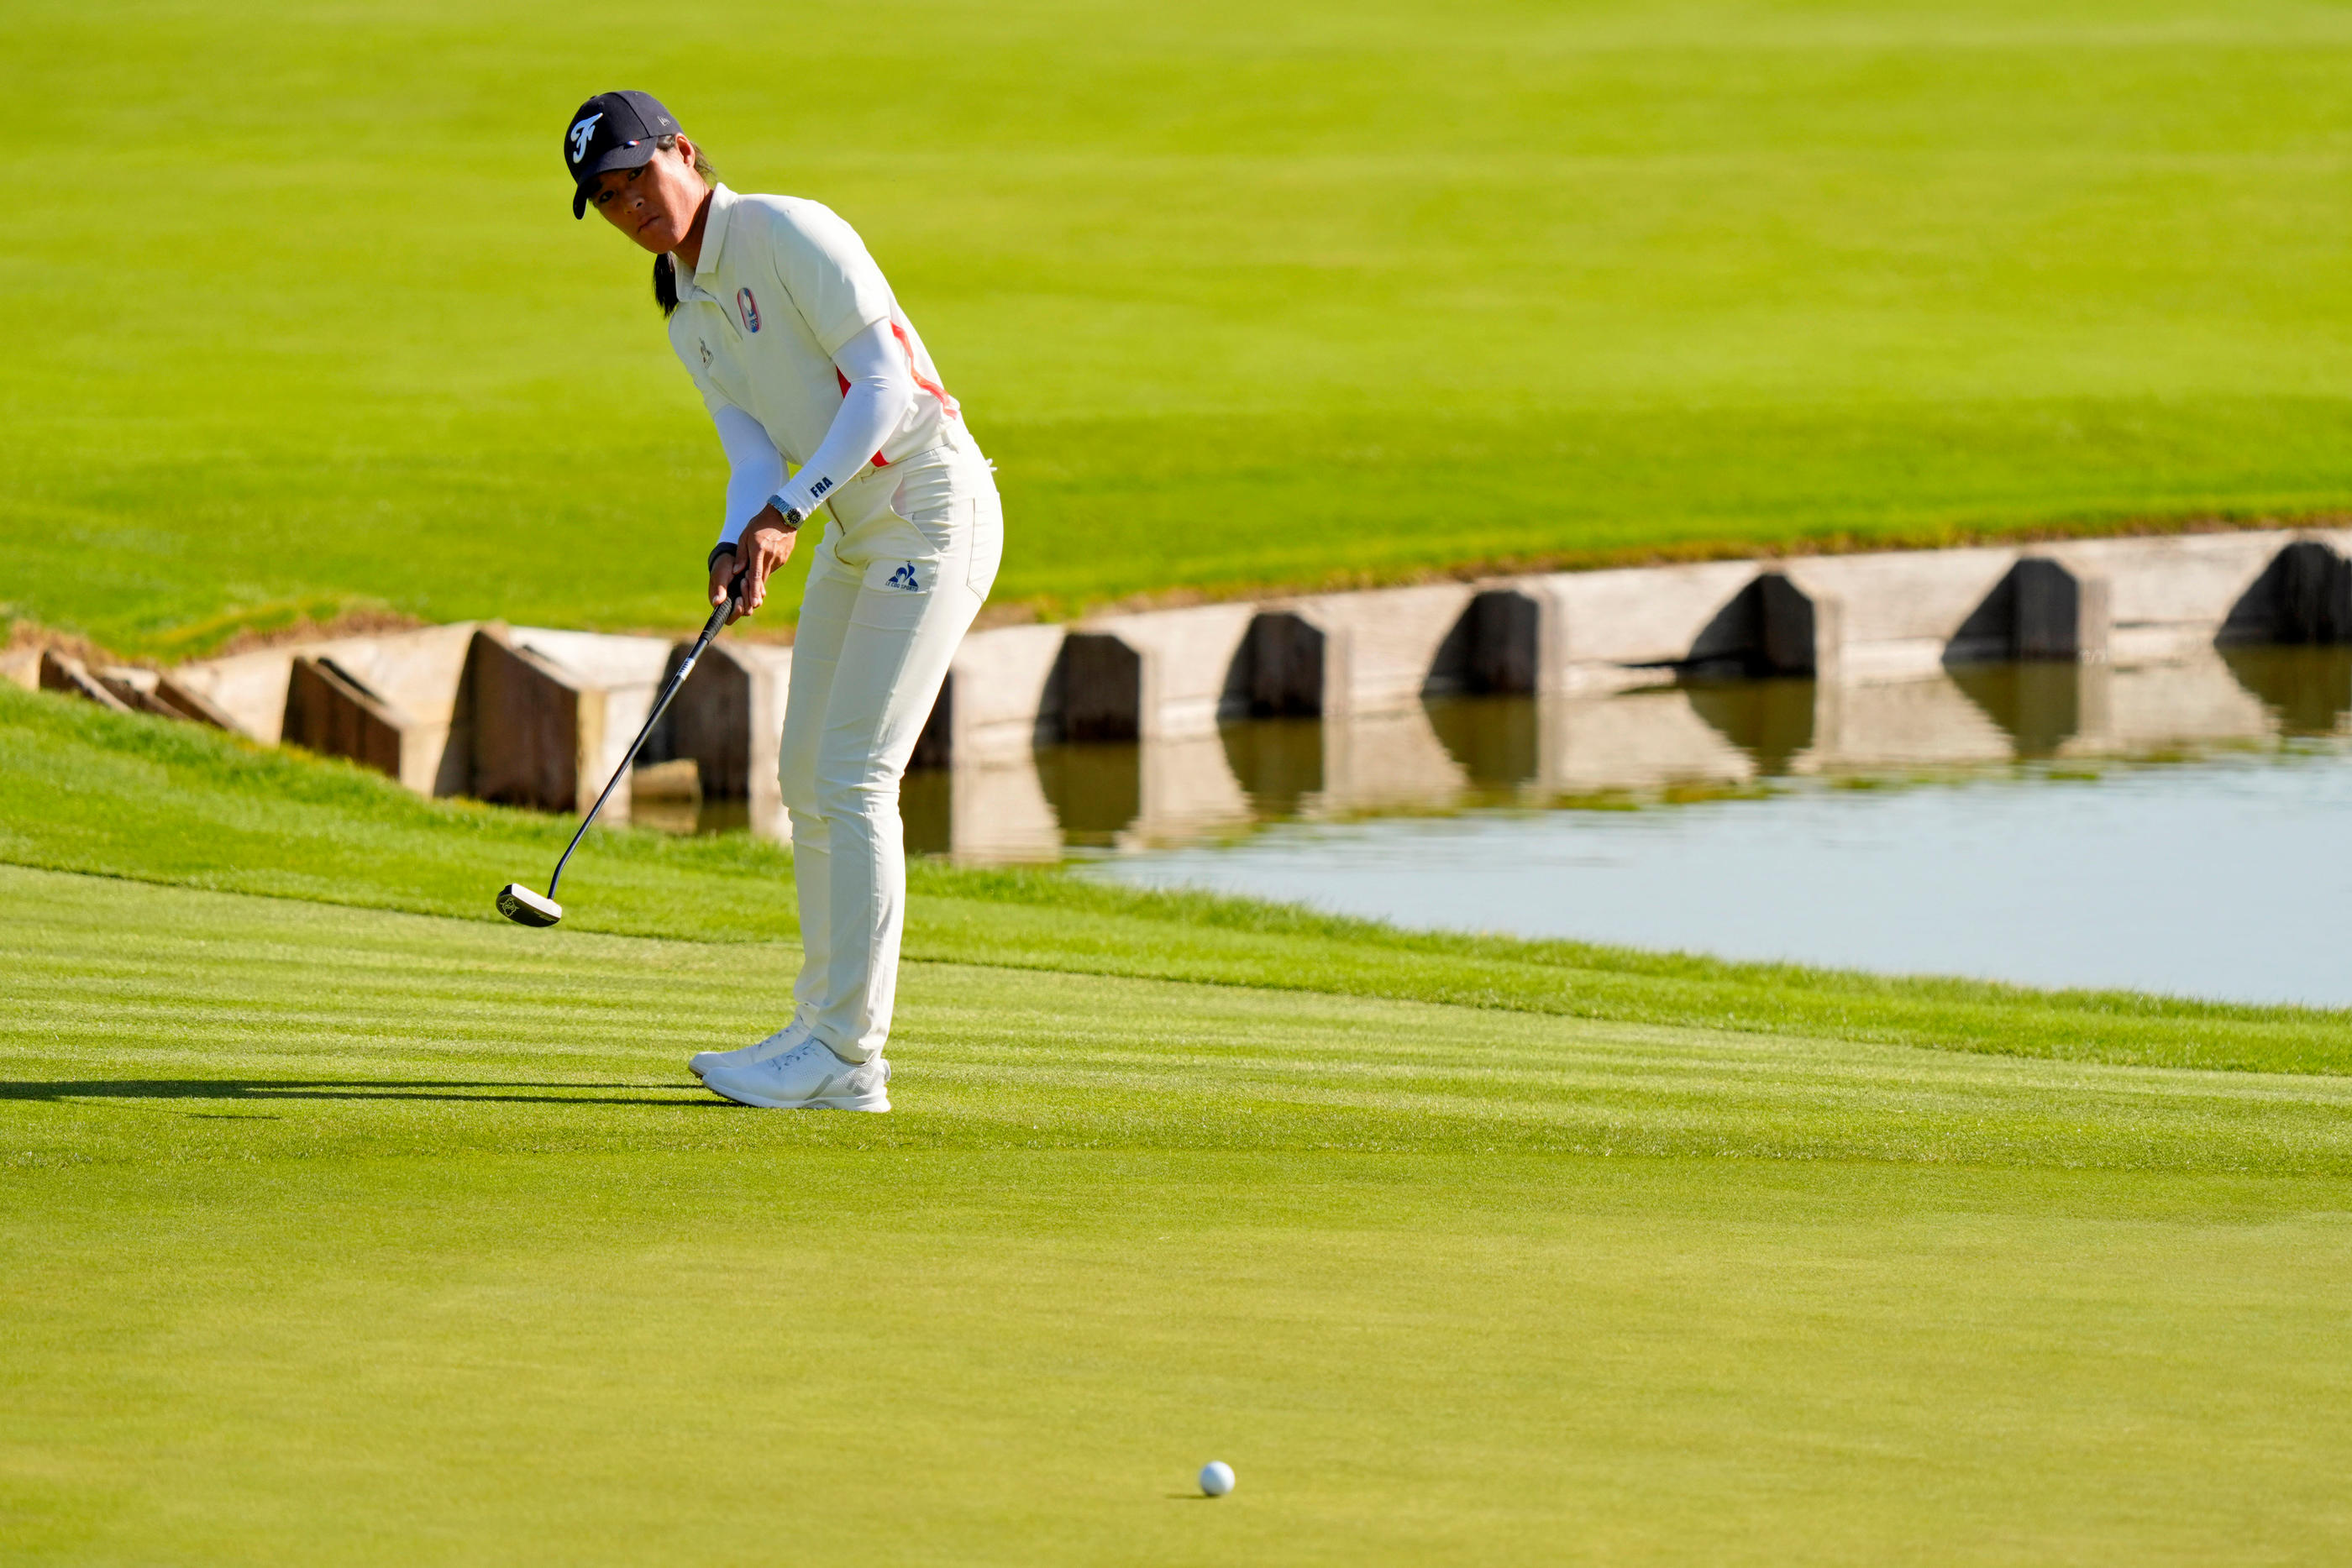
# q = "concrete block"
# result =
<box><xmin>150</xmin><ymin>673</ymin><xmax>241</xmax><ymax>729</ymax></box>
<box><xmin>1777</xmin><ymin>548</ymin><xmax>2018</xmax><ymax>679</ymax></box>
<box><xmin>2011</xmin><ymin>557</ymin><xmax>2111</xmax><ymax>663</ymax></box>
<box><xmin>171</xmin><ymin>623</ymin><xmax>480</xmax><ymax>760</ymax></box>
<box><xmin>39</xmin><ymin>651</ymin><xmax>133</xmax><ymax>712</ymax></box>
<box><xmin>1677</xmin><ymin>572</ymin><xmax>1843</xmax><ymax>682</ymax></box>
<box><xmin>652</xmin><ymin>639</ymin><xmax>791</xmax><ymax>840</ymax></box>
<box><xmin>2039</xmin><ymin>531</ymin><xmax>2292</xmax><ymax>663</ymax></box>
<box><xmin>1433</xmin><ymin>588</ymin><xmax>1543</xmax><ymax>695</ymax></box>
<box><xmin>2222</xmin><ymin>538</ymin><xmax>2352</xmax><ymax>646</ymax></box>
<box><xmin>441</xmin><ymin>629</ymin><xmax>608</xmax><ymax>814</ymax></box>
<box><xmin>1058</xmin><ymin>633</ymin><xmax>1144</xmax><ymax>742</ymax></box>
<box><xmin>1281</xmin><ymin>582</ymin><xmax>1480</xmax><ymax>715</ymax></box>
<box><xmin>511</xmin><ymin>628</ymin><xmax>677</xmax><ymax>797</ymax></box>
<box><xmin>1518</xmin><ymin>560</ymin><xmax>1764</xmax><ymax>694</ymax></box>
<box><xmin>92</xmin><ymin>666</ymin><xmax>186</xmax><ymax>721</ymax></box>
<box><xmin>1237</xmin><ymin>611</ymin><xmax>1325</xmax><ymax>718</ymax></box>
<box><xmin>1893</xmin><ymin>553</ymin><xmax>2116</xmax><ymax>669</ymax></box>
<box><xmin>281</xmin><ymin>656</ymin><xmax>409</xmax><ymax>782</ymax></box>
<box><xmin>508</xmin><ymin>629</ymin><xmax>675</xmax><ymax>689</ymax></box>
<box><xmin>912</xmin><ymin>624</ymin><xmax>1068</xmax><ymax>767</ymax></box>
<box><xmin>1073</xmin><ymin>602</ymin><xmax>1260</xmax><ymax>741</ymax></box>
<box><xmin>1760</xmin><ymin>573</ymin><xmax>1841</xmax><ymax>682</ymax></box>
<box><xmin>166</xmin><ymin>648</ymin><xmax>294</xmax><ymax>740</ymax></box>
<box><xmin>28</xmin><ymin>654</ymin><xmax>238</xmax><ymax>730</ymax></box>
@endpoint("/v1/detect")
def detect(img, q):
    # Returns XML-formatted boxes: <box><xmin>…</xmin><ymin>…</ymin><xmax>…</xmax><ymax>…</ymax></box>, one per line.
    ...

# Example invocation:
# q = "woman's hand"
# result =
<box><xmin>711</xmin><ymin>505</ymin><xmax>799</xmax><ymax>622</ymax></box>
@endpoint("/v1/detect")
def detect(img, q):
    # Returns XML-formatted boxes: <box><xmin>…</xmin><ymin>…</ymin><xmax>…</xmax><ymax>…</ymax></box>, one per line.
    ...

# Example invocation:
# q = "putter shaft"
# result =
<box><xmin>544</xmin><ymin>583</ymin><xmax>741</xmax><ymax>900</ymax></box>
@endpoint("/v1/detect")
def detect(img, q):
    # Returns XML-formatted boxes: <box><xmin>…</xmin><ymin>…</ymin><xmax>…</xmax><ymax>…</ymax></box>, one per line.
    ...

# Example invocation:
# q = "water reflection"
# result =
<box><xmin>1075</xmin><ymin>648</ymin><xmax>2352</xmax><ymax>1007</ymax></box>
<box><xmin>643</xmin><ymin>648</ymin><xmax>2352</xmax><ymax>864</ymax></box>
<box><xmin>911</xmin><ymin>647</ymin><xmax>2349</xmax><ymax>861</ymax></box>
<box><xmin>2223</xmin><ymin>646</ymin><xmax>2352</xmax><ymax>737</ymax></box>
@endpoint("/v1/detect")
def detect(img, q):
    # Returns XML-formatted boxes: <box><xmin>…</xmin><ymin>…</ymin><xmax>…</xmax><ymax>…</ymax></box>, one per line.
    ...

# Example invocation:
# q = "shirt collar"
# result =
<box><xmin>685</xmin><ymin>183</ymin><xmax>738</xmax><ymax>296</ymax></box>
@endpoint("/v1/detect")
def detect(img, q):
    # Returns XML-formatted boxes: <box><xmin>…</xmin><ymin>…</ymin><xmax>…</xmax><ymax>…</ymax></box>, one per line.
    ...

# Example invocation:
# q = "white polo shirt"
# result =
<box><xmin>666</xmin><ymin>185</ymin><xmax>958</xmax><ymax>482</ymax></box>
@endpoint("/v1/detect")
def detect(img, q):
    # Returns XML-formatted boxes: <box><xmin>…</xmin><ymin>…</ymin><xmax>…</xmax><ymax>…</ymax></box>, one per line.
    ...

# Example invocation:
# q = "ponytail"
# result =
<box><xmin>648</xmin><ymin>134</ymin><xmax>717</xmax><ymax>319</ymax></box>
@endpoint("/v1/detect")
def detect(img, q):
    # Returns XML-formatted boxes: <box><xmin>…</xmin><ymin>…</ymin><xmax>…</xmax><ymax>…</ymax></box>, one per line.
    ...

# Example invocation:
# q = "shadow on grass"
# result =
<box><xmin>0</xmin><ymin>1078</ymin><xmax>722</xmax><ymax>1109</ymax></box>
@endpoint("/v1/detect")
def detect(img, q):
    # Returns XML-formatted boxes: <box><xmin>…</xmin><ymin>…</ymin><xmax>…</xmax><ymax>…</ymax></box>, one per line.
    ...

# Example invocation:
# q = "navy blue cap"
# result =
<box><xmin>563</xmin><ymin>91</ymin><xmax>683</xmax><ymax>218</ymax></box>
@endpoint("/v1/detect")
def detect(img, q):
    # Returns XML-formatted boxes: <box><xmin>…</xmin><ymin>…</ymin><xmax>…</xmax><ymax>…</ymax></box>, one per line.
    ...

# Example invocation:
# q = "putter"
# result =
<box><xmin>496</xmin><ymin>575</ymin><xmax>745</xmax><ymax>927</ymax></box>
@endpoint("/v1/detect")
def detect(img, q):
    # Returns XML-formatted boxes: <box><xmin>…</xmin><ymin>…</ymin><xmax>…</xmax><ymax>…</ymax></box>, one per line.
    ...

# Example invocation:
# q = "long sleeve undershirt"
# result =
<box><xmin>711</xmin><ymin>317</ymin><xmax>913</xmax><ymax>548</ymax></box>
<box><xmin>711</xmin><ymin>405</ymin><xmax>784</xmax><ymax>545</ymax></box>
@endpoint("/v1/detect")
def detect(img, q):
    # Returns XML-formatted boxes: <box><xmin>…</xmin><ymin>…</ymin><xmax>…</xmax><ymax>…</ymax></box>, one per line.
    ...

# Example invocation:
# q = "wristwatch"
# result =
<box><xmin>706</xmin><ymin>506</ymin><xmax>808</xmax><ymax>572</ymax></box>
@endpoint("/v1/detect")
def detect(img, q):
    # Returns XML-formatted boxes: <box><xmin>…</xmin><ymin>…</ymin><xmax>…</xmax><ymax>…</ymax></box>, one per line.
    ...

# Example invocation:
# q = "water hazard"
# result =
<box><xmin>651</xmin><ymin>648</ymin><xmax>2352</xmax><ymax>1006</ymax></box>
<box><xmin>1028</xmin><ymin>648</ymin><xmax>2352</xmax><ymax>1008</ymax></box>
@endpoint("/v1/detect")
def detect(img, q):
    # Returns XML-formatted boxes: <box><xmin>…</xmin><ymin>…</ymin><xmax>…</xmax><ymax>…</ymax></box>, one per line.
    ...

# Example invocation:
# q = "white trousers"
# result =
<box><xmin>778</xmin><ymin>435</ymin><xmax>1002</xmax><ymax>1062</ymax></box>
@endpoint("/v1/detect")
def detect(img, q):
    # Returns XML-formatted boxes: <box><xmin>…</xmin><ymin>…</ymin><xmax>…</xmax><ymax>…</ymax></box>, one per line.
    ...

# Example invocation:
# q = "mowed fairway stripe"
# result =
<box><xmin>4</xmin><ymin>866</ymin><xmax>2351</xmax><ymax>1564</ymax></box>
<box><xmin>6</xmin><ymin>866</ymin><xmax>2352</xmax><ymax>1171</ymax></box>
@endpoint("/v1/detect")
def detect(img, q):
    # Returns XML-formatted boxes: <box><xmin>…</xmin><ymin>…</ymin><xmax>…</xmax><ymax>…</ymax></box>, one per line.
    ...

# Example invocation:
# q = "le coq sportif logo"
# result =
<box><xmin>569</xmin><ymin>113</ymin><xmax>601</xmax><ymax>165</ymax></box>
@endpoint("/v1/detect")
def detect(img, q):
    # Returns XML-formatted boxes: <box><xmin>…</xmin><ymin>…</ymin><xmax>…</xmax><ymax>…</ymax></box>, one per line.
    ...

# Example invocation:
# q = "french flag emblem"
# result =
<box><xmin>737</xmin><ymin>288</ymin><xmax>761</xmax><ymax>333</ymax></box>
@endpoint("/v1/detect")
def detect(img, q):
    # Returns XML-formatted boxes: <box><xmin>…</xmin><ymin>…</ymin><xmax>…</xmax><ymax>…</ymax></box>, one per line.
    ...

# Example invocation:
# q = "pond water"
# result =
<box><xmin>653</xmin><ymin>647</ymin><xmax>2352</xmax><ymax>1006</ymax></box>
<box><xmin>1045</xmin><ymin>648</ymin><xmax>2352</xmax><ymax>1009</ymax></box>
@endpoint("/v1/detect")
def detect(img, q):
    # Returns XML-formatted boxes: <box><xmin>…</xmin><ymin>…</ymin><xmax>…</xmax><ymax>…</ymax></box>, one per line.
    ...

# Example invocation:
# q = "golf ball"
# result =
<box><xmin>1199</xmin><ymin>1460</ymin><xmax>1236</xmax><ymax>1497</ymax></box>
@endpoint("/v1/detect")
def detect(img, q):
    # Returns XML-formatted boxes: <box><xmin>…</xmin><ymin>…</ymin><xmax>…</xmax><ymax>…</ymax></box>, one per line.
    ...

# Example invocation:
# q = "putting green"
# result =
<box><xmin>11</xmin><ymin>0</ymin><xmax>2352</xmax><ymax>652</ymax></box>
<box><xmin>6</xmin><ymin>687</ymin><xmax>2350</xmax><ymax>1559</ymax></box>
<box><xmin>4</xmin><ymin>866</ymin><xmax>2350</xmax><ymax>1564</ymax></box>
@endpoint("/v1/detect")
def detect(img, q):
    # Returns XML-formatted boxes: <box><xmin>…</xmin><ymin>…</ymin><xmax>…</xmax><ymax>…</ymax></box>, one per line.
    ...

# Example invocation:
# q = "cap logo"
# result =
<box><xmin>568</xmin><ymin>113</ymin><xmax>602</xmax><ymax>165</ymax></box>
<box><xmin>737</xmin><ymin>288</ymin><xmax>761</xmax><ymax>333</ymax></box>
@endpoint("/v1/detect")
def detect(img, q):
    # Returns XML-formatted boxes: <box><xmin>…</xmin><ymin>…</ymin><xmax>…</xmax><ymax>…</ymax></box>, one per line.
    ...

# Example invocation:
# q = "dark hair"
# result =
<box><xmin>649</xmin><ymin>134</ymin><xmax>720</xmax><ymax>317</ymax></box>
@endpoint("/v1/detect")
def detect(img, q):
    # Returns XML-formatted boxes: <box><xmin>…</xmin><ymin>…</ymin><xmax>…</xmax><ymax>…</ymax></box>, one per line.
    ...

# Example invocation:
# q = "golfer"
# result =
<box><xmin>564</xmin><ymin>91</ymin><xmax>1001</xmax><ymax>1112</ymax></box>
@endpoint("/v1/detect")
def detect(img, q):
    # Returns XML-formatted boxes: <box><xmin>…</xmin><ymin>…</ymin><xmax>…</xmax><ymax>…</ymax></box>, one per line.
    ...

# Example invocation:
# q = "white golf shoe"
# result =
<box><xmin>700</xmin><ymin>1038</ymin><xmax>891</xmax><ymax>1112</ymax></box>
<box><xmin>689</xmin><ymin>1016</ymin><xmax>813</xmax><ymax>1081</ymax></box>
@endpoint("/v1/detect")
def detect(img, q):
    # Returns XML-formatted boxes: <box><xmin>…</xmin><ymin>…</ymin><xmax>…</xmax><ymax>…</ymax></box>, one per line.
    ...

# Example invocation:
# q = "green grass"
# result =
<box><xmin>6</xmin><ymin>684</ymin><xmax>2349</xmax><ymax>1076</ymax></box>
<box><xmin>5</xmin><ymin>699</ymin><xmax>2352</xmax><ymax>1558</ymax></box>
<box><xmin>13</xmin><ymin>0</ymin><xmax>2352</xmax><ymax>653</ymax></box>
<box><xmin>13</xmin><ymin>7</ymin><xmax>2352</xmax><ymax>1550</ymax></box>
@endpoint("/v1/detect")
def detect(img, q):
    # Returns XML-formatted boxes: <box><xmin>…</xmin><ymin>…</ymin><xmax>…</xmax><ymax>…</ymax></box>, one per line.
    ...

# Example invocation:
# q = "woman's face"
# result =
<box><xmin>590</xmin><ymin>139</ymin><xmax>707</xmax><ymax>254</ymax></box>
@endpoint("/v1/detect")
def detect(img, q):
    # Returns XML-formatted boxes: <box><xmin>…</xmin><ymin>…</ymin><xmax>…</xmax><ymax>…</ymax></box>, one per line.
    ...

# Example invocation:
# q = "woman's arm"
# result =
<box><xmin>710</xmin><ymin>401</ymin><xmax>786</xmax><ymax>551</ymax></box>
<box><xmin>711</xmin><ymin>320</ymin><xmax>916</xmax><ymax>620</ymax></box>
<box><xmin>766</xmin><ymin>317</ymin><xmax>913</xmax><ymax>520</ymax></box>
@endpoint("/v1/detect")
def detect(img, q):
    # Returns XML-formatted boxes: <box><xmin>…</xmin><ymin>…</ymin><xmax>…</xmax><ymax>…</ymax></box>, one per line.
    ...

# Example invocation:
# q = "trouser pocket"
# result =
<box><xmin>869</xmin><ymin>457</ymin><xmax>1000</xmax><ymax>601</ymax></box>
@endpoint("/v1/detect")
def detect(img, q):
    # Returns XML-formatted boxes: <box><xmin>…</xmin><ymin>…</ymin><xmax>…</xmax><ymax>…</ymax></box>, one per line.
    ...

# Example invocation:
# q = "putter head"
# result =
<box><xmin>496</xmin><ymin>884</ymin><xmax>563</xmax><ymax>927</ymax></box>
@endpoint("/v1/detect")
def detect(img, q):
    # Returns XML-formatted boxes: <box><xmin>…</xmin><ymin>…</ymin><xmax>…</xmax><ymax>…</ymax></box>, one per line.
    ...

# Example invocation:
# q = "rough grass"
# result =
<box><xmin>11</xmin><ymin>1</ymin><xmax>2352</xmax><ymax>652</ymax></box>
